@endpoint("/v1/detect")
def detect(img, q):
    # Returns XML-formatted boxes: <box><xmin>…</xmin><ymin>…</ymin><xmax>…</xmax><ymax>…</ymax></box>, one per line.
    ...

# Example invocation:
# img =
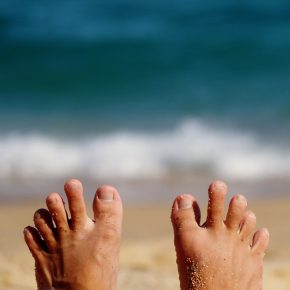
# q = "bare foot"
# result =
<box><xmin>171</xmin><ymin>180</ymin><xmax>269</xmax><ymax>290</ymax></box>
<box><xmin>24</xmin><ymin>179</ymin><xmax>123</xmax><ymax>290</ymax></box>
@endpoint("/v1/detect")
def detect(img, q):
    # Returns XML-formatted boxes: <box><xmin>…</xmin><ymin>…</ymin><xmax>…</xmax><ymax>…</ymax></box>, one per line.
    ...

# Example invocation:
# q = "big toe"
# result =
<box><xmin>93</xmin><ymin>185</ymin><xmax>123</xmax><ymax>242</ymax></box>
<box><xmin>206</xmin><ymin>180</ymin><xmax>227</xmax><ymax>228</ymax></box>
<box><xmin>171</xmin><ymin>194</ymin><xmax>201</xmax><ymax>234</ymax></box>
<box><xmin>64</xmin><ymin>179</ymin><xmax>88</xmax><ymax>229</ymax></box>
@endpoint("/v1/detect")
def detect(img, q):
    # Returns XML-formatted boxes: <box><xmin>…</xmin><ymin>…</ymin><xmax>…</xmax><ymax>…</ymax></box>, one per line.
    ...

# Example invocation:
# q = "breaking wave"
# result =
<box><xmin>0</xmin><ymin>119</ymin><xmax>289</xmax><ymax>180</ymax></box>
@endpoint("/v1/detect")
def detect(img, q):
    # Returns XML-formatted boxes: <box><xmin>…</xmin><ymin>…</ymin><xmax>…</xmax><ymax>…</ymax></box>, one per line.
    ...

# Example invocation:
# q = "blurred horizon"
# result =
<box><xmin>0</xmin><ymin>0</ymin><xmax>290</xmax><ymax>198</ymax></box>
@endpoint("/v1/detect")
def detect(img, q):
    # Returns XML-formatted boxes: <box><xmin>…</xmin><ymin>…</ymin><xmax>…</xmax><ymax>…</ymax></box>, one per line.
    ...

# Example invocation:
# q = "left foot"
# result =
<box><xmin>24</xmin><ymin>179</ymin><xmax>123</xmax><ymax>290</ymax></box>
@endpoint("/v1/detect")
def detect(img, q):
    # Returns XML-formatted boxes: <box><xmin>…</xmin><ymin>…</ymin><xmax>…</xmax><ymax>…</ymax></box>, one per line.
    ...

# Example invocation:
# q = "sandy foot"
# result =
<box><xmin>171</xmin><ymin>180</ymin><xmax>269</xmax><ymax>290</ymax></box>
<box><xmin>24</xmin><ymin>179</ymin><xmax>123</xmax><ymax>290</ymax></box>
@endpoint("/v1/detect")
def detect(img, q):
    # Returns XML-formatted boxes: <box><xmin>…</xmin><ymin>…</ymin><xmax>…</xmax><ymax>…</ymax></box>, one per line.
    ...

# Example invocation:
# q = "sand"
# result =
<box><xmin>0</xmin><ymin>197</ymin><xmax>290</xmax><ymax>290</ymax></box>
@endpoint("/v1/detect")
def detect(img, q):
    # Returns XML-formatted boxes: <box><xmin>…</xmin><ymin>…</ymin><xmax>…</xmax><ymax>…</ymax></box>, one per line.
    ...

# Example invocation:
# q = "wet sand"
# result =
<box><xmin>0</xmin><ymin>197</ymin><xmax>290</xmax><ymax>290</ymax></box>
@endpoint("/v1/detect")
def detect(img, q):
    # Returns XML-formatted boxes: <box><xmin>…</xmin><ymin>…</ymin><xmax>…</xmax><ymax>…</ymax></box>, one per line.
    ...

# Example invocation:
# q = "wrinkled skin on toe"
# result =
<box><xmin>171</xmin><ymin>181</ymin><xmax>269</xmax><ymax>290</ymax></box>
<box><xmin>24</xmin><ymin>179</ymin><xmax>123</xmax><ymax>290</ymax></box>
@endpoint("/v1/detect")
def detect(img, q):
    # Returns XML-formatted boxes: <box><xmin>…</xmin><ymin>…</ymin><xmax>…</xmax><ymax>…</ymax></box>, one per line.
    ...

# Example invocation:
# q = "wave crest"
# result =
<box><xmin>0</xmin><ymin>119</ymin><xmax>289</xmax><ymax>180</ymax></box>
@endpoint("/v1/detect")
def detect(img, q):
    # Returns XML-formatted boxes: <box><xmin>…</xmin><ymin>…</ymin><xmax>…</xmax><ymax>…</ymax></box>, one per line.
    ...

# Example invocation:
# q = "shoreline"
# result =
<box><xmin>1</xmin><ymin>175</ymin><xmax>290</xmax><ymax>203</ymax></box>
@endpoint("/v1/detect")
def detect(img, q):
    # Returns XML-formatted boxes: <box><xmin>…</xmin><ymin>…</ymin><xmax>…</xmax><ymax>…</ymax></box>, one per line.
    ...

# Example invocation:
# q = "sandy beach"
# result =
<box><xmin>0</xmin><ymin>195</ymin><xmax>290</xmax><ymax>290</ymax></box>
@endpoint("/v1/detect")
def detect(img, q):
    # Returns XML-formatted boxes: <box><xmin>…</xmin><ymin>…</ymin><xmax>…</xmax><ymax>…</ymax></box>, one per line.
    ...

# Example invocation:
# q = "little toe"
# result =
<box><xmin>93</xmin><ymin>185</ymin><xmax>123</xmax><ymax>240</ymax></box>
<box><xmin>225</xmin><ymin>194</ymin><xmax>247</xmax><ymax>231</ymax></box>
<box><xmin>206</xmin><ymin>180</ymin><xmax>227</xmax><ymax>228</ymax></box>
<box><xmin>251</xmin><ymin>228</ymin><xmax>270</xmax><ymax>256</ymax></box>
<box><xmin>239</xmin><ymin>211</ymin><xmax>256</xmax><ymax>241</ymax></box>
<box><xmin>34</xmin><ymin>208</ymin><xmax>57</xmax><ymax>251</ymax></box>
<box><xmin>46</xmin><ymin>192</ymin><xmax>69</xmax><ymax>235</ymax></box>
<box><xmin>64</xmin><ymin>179</ymin><xmax>88</xmax><ymax>229</ymax></box>
<box><xmin>171</xmin><ymin>194</ymin><xmax>201</xmax><ymax>234</ymax></box>
<box><xmin>23</xmin><ymin>226</ymin><xmax>46</xmax><ymax>260</ymax></box>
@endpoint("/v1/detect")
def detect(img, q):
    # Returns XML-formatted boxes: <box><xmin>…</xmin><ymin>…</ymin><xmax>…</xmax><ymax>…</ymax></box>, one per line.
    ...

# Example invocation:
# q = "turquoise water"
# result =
<box><xmin>0</xmin><ymin>0</ymin><xmax>290</xmax><ymax>182</ymax></box>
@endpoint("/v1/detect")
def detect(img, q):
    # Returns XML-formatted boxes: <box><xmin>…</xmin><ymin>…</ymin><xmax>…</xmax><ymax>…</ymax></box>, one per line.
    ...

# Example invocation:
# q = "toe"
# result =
<box><xmin>225</xmin><ymin>194</ymin><xmax>247</xmax><ymax>231</ymax></box>
<box><xmin>64</xmin><ymin>179</ymin><xmax>88</xmax><ymax>229</ymax></box>
<box><xmin>171</xmin><ymin>194</ymin><xmax>201</xmax><ymax>233</ymax></box>
<box><xmin>46</xmin><ymin>192</ymin><xmax>69</xmax><ymax>235</ymax></box>
<box><xmin>251</xmin><ymin>228</ymin><xmax>270</xmax><ymax>256</ymax></box>
<box><xmin>239</xmin><ymin>211</ymin><xmax>256</xmax><ymax>241</ymax></box>
<box><xmin>206</xmin><ymin>180</ymin><xmax>227</xmax><ymax>228</ymax></box>
<box><xmin>34</xmin><ymin>208</ymin><xmax>57</xmax><ymax>252</ymax></box>
<box><xmin>93</xmin><ymin>185</ymin><xmax>123</xmax><ymax>240</ymax></box>
<box><xmin>23</xmin><ymin>226</ymin><xmax>46</xmax><ymax>260</ymax></box>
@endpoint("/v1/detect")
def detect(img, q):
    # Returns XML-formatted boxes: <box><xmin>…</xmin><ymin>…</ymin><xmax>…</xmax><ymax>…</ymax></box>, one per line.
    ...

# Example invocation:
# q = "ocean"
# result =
<box><xmin>0</xmin><ymin>0</ymin><xmax>290</xmax><ymax>199</ymax></box>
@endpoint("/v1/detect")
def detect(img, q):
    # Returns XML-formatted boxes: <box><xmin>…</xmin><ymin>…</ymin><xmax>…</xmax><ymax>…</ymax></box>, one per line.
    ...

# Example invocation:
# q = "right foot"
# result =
<box><xmin>24</xmin><ymin>179</ymin><xmax>123</xmax><ymax>290</ymax></box>
<box><xmin>171</xmin><ymin>180</ymin><xmax>269</xmax><ymax>290</ymax></box>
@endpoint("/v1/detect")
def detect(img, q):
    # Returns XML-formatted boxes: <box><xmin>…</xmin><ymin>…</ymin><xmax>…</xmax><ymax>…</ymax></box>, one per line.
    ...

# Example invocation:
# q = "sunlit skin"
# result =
<box><xmin>24</xmin><ymin>179</ymin><xmax>123</xmax><ymax>290</ymax></box>
<box><xmin>171</xmin><ymin>181</ymin><xmax>269</xmax><ymax>290</ymax></box>
<box><xmin>24</xmin><ymin>179</ymin><xmax>269</xmax><ymax>290</ymax></box>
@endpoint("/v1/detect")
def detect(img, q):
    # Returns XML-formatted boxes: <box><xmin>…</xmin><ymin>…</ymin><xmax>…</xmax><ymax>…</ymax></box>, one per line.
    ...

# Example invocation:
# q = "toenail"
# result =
<box><xmin>178</xmin><ymin>198</ymin><xmax>192</xmax><ymax>209</ymax></box>
<box><xmin>34</xmin><ymin>212</ymin><xmax>41</xmax><ymax>220</ymax></box>
<box><xmin>65</xmin><ymin>179</ymin><xmax>82</xmax><ymax>190</ymax></box>
<box><xmin>236</xmin><ymin>194</ymin><xmax>245</xmax><ymax>200</ymax></box>
<box><xmin>234</xmin><ymin>194</ymin><xmax>247</xmax><ymax>205</ymax></box>
<box><xmin>210</xmin><ymin>181</ymin><xmax>227</xmax><ymax>192</ymax></box>
<box><xmin>69</xmin><ymin>179</ymin><xmax>80</xmax><ymax>184</ymax></box>
<box><xmin>97</xmin><ymin>189</ymin><xmax>114</xmax><ymax>201</ymax></box>
<box><xmin>261</xmin><ymin>229</ymin><xmax>270</xmax><ymax>238</ymax></box>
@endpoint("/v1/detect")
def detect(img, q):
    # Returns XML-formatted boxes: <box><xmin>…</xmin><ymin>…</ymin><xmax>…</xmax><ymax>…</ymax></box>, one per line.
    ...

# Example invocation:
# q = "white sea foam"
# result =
<box><xmin>0</xmin><ymin>119</ymin><xmax>289</xmax><ymax>180</ymax></box>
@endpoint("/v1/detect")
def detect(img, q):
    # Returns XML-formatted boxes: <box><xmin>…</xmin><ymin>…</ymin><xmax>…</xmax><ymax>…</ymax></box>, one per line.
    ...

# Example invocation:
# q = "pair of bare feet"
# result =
<box><xmin>24</xmin><ymin>179</ymin><xmax>269</xmax><ymax>290</ymax></box>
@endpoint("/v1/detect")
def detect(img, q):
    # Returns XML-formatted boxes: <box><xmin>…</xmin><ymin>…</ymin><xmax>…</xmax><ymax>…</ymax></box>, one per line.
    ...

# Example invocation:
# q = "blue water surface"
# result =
<box><xmin>0</xmin><ymin>0</ymin><xmax>290</xmax><ymax>135</ymax></box>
